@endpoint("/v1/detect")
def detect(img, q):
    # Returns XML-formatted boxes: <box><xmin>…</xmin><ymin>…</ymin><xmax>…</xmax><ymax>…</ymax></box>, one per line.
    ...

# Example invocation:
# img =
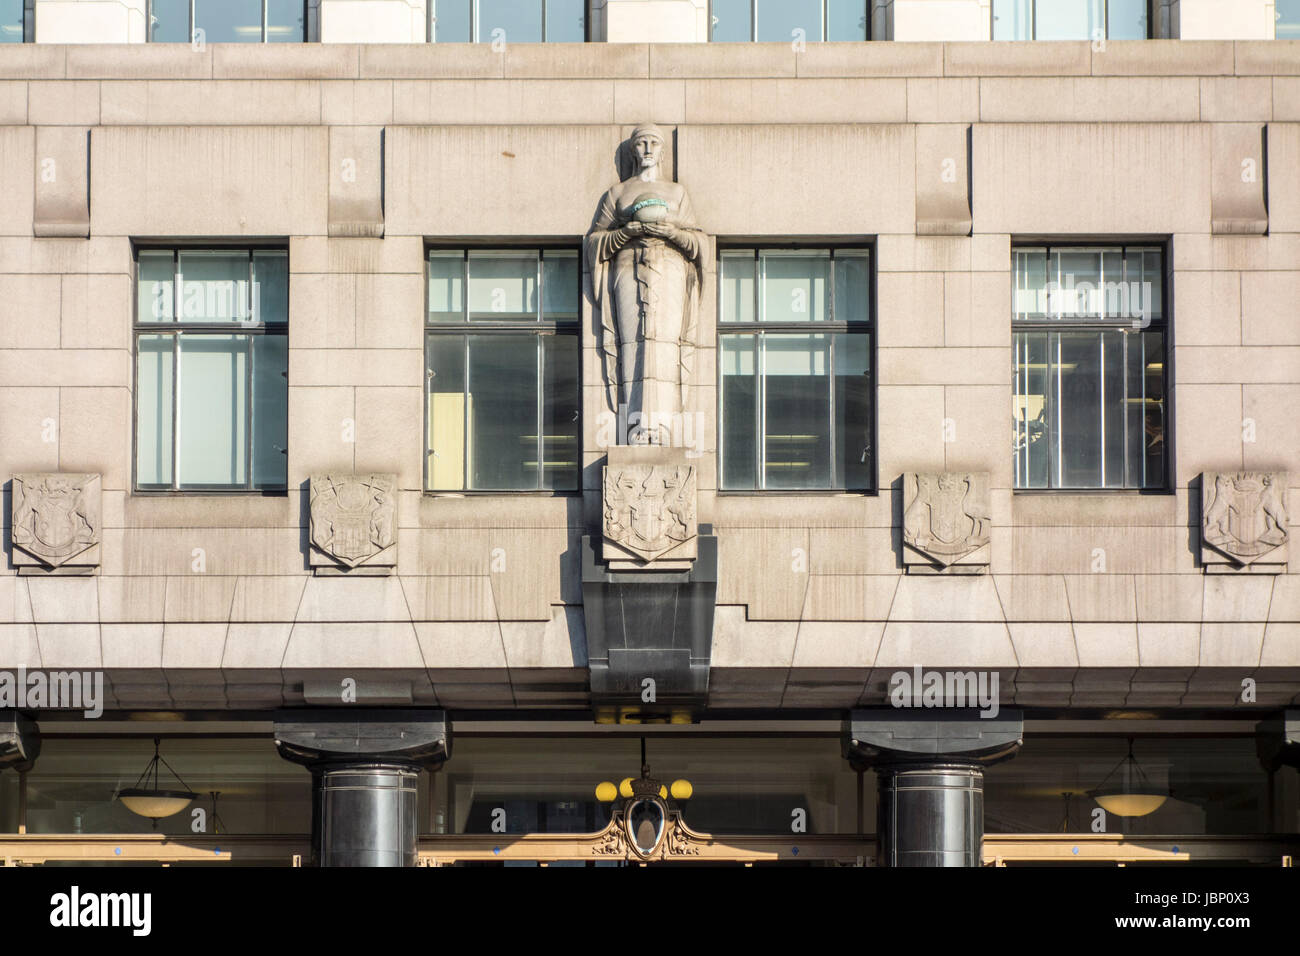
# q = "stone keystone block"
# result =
<box><xmin>902</xmin><ymin>471</ymin><xmax>991</xmax><ymax>573</ymax></box>
<box><xmin>309</xmin><ymin>473</ymin><xmax>398</xmax><ymax>575</ymax></box>
<box><xmin>1201</xmin><ymin>471</ymin><xmax>1288</xmax><ymax>574</ymax></box>
<box><xmin>602</xmin><ymin>446</ymin><xmax>698</xmax><ymax>570</ymax></box>
<box><xmin>11</xmin><ymin>473</ymin><xmax>102</xmax><ymax>574</ymax></box>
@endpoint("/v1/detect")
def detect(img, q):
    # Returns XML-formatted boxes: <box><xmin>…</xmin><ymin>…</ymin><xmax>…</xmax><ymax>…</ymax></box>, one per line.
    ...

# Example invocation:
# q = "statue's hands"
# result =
<box><xmin>641</xmin><ymin>222</ymin><xmax>676</xmax><ymax>240</ymax></box>
<box><xmin>622</xmin><ymin>221</ymin><xmax>646</xmax><ymax>238</ymax></box>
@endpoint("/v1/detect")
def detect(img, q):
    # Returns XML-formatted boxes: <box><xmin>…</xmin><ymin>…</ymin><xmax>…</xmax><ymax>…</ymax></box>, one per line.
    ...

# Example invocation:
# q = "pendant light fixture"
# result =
<box><xmin>1088</xmin><ymin>737</ymin><xmax>1169</xmax><ymax>818</ymax></box>
<box><xmin>117</xmin><ymin>737</ymin><xmax>196</xmax><ymax>825</ymax></box>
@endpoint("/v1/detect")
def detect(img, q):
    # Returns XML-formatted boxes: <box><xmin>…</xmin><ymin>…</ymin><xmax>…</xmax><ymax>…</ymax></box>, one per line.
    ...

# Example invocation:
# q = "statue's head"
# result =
<box><xmin>620</xmin><ymin>123</ymin><xmax>666</xmax><ymax>180</ymax></box>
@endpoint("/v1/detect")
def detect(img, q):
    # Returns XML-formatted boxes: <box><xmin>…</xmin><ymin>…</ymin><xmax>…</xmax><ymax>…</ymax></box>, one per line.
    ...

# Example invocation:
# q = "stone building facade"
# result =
<box><xmin>1</xmin><ymin>0</ymin><xmax>1300</xmax><ymax>867</ymax></box>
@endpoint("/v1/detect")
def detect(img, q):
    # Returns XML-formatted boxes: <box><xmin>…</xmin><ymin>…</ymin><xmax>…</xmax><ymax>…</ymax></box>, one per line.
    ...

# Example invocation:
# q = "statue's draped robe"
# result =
<box><xmin>585</xmin><ymin>183</ymin><xmax>706</xmax><ymax>441</ymax></box>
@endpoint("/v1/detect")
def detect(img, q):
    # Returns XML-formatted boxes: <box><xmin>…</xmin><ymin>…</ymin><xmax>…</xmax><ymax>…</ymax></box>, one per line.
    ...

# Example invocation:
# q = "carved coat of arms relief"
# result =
<box><xmin>902</xmin><ymin>472</ymin><xmax>991</xmax><ymax>572</ymax></box>
<box><xmin>1201</xmin><ymin>471</ymin><xmax>1288</xmax><ymax>572</ymax></box>
<box><xmin>602</xmin><ymin>449</ymin><xmax>698</xmax><ymax>569</ymax></box>
<box><xmin>11</xmin><ymin>473</ymin><xmax>101</xmax><ymax>573</ymax></box>
<box><xmin>308</xmin><ymin>473</ymin><xmax>397</xmax><ymax>573</ymax></box>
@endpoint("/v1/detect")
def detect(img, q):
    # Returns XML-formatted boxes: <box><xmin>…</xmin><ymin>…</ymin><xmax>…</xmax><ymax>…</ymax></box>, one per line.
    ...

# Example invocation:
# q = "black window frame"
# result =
<box><xmin>708</xmin><ymin>0</ymin><xmax>871</xmax><ymax>42</ymax></box>
<box><xmin>428</xmin><ymin>0</ymin><xmax>590</xmax><ymax>42</ymax></box>
<box><xmin>1010</xmin><ymin>239</ymin><xmax>1171</xmax><ymax>494</ymax></box>
<box><xmin>715</xmin><ymin>240</ymin><xmax>876</xmax><ymax>495</ymax></box>
<box><xmin>146</xmin><ymin>0</ymin><xmax>308</xmax><ymax>43</ymax></box>
<box><xmin>423</xmin><ymin>243</ymin><xmax>583</xmax><ymax>495</ymax></box>
<box><xmin>991</xmin><ymin>0</ymin><xmax>1153</xmax><ymax>40</ymax></box>
<box><xmin>131</xmin><ymin>241</ymin><xmax>290</xmax><ymax>496</ymax></box>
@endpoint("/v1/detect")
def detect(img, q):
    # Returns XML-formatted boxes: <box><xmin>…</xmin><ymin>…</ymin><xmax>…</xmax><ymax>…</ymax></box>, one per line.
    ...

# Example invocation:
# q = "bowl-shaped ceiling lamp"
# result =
<box><xmin>1088</xmin><ymin>738</ymin><xmax>1169</xmax><ymax>818</ymax></box>
<box><xmin>117</xmin><ymin>737</ymin><xmax>196</xmax><ymax>824</ymax></box>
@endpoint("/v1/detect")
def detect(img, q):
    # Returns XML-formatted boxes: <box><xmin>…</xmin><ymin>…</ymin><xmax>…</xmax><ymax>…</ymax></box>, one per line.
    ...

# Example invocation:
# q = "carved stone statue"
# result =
<box><xmin>309</xmin><ymin>473</ymin><xmax>397</xmax><ymax>574</ymax></box>
<box><xmin>585</xmin><ymin>123</ymin><xmax>707</xmax><ymax>446</ymax></box>
<box><xmin>1201</xmin><ymin>471</ymin><xmax>1288</xmax><ymax>572</ymax></box>
<box><xmin>11</xmin><ymin>473</ymin><xmax>101</xmax><ymax>573</ymax></box>
<box><xmin>902</xmin><ymin>472</ymin><xmax>991</xmax><ymax>572</ymax></box>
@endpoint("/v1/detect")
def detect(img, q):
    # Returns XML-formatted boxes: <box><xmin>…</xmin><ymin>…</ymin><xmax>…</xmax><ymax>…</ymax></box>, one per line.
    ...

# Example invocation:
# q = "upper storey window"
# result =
<box><xmin>992</xmin><ymin>0</ymin><xmax>1148</xmax><ymax>40</ymax></box>
<box><xmin>148</xmin><ymin>0</ymin><xmax>307</xmax><ymax>42</ymax></box>
<box><xmin>1279</xmin><ymin>0</ymin><xmax>1300</xmax><ymax>39</ymax></box>
<box><xmin>710</xmin><ymin>0</ymin><xmax>868</xmax><ymax>42</ymax></box>
<box><xmin>431</xmin><ymin>0</ymin><xmax>586</xmax><ymax>42</ymax></box>
<box><xmin>0</xmin><ymin>0</ymin><xmax>31</xmax><ymax>42</ymax></box>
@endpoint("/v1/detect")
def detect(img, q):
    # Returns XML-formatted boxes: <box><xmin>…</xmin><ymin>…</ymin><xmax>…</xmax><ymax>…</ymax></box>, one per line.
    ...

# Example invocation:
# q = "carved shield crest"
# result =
<box><xmin>309</xmin><ymin>474</ymin><xmax>397</xmax><ymax>570</ymax></box>
<box><xmin>11</xmin><ymin>474</ymin><xmax>100</xmax><ymax>570</ymax></box>
<box><xmin>902</xmin><ymin>472</ymin><xmax>991</xmax><ymax>569</ymax></box>
<box><xmin>603</xmin><ymin>463</ymin><xmax>697</xmax><ymax>564</ymax></box>
<box><xmin>1202</xmin><ymin>471</ymin><xmax>1288</xmax><ymax>568</ymax></box>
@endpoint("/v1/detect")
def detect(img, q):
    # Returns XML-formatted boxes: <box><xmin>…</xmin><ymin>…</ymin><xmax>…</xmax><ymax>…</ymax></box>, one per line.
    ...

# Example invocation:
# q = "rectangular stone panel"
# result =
<box><xmin>33</xmin><ymin>127</ymin><xmax>89</xmax><ymax>238</ymax></box>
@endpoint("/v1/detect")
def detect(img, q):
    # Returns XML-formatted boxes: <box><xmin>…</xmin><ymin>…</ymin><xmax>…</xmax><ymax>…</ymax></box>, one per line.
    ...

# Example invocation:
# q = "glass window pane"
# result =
<box><xmin>0</xmin><ymin>0</ymin><xmax>22</xmax><ymax>42</ymax></box>
<box><xmin>711</xmin><ymin>0</ymin><xmax>752</xmax><ymax>41</ymax></box>
<box><xmin>763</xmin><ymin>333</ymin><xmax>831</xmax><ymax>489</ymax></box>
<box><xmin>478</xmin><ymin>0</ymin><xmax>543</xmax><ymax>43</ymax></box>
<box><xmin>194</xmin><ymin>0</ymin><xmax>263</xmax><ymax>42</ymax></box>
<box><xmin>467</xmin><ymin>334</ymin><xmax>540</xmax><ymax>489</ymax></box>
<box><xmin>1013</xmin><ymin>331</ymin><xmax>1050</xmax><ymax>489</ymax></box>
<box><xmin>468</xmin><ymin>253</ymin><xmax>538</xmax><ymax>320</ymax></box>
<box><xmin>138</xmin><ymin>251</ymin><xmax>175</xmax><ymax>322</ymax></box>
<box><xmin>826</xmin><ymin>0</ymin><xmax>867</xmax><ymax>40</ymax></box>
<box><xmin>1013</xmin><ymin>248</ymin><xmax>1047</xmax><ymax>320</ymax></box>
<box><xmin>1280</xmin><ymin>0</ymin><xmax>1300</xmax><ymax>38</ymax></box>
<box><xmin>992</xmin><ymin>0</ymin><xmax>1032</xmax><ymax>39</ymax></box>
<box><xmin>541</xmin><ymin>335</ymin><xmax>579</xmax><ymax>491</ymax></box>
<box><xmin>433</xmin><ymin>0</ymin><xmax>472</xmax><ymax>41</ymax></box>
<box><xmin>1101</xmin><ymin>330</ymin><xmax>1124</xmax><ymax>487</ymax></box>
<box><xmin>755</xmin><ymin>0</ymin><xmax>823</xmax><ymax>42</ymax></box>
<box><xmin>1054</xmin><ymin>331</ymin><xmax>1104</xmax><ymax>488</ymax></box>
<box><xmin>720</xmin><ymin>335</ymin><xmax>758</xmax><ymax>490</ymax></box>
<box><xmin>545</xmin><ymin>0</ymin><xmax>585</xmax><ymax>41</ymax></box>
<box><xmin>542</xmin><ymin>252</ymin><xmax>579</xmax><ymax>320</ymax></box>
<box><xmin>1126</xmin><ymin>330</ymin><xmax>1165</xmax><ymax>489</ymax></box>
<box><xmin>1107</xmin><ymin>0</ymin><xmax>1147</xmax><ymax>39</ymax></box>
<box><xmin>720</xmin><ymin>252</ymin><xmax>755</xmax><ymax>323</ymax></box>
<box><xmin>1052</xmin><ymin>249</ymin><xmax>1104</xmax><ymax>318</ymax></box>
<box><xmin>1034</xmin><ymin>0</ymin><xmax>1103</xmax><ymax>40</ymax></box>
<box><xmin>148</xmin><ymin>0</ymin><xmax>189</xmax><ymax>41</ymax></box>
<box><xmin>428</xmin><ymin>334</ymin><xmax>468</xmax><ymax>490</ymax></box>
<box><xmin>136</xmin><ymin>334</ymin><xmax>174</xmax><ymax>486</ymax></box>
<box><xmin>833</xmin><ymin>332</ymin><xmax>871</xmax><ymax>489</ymax></box>
<box><xmin>760</xmin><ymin>252</ymin><xmax>829</xmax><ymax>323</ymax></box>
<box><xmin>428</xmin><ymin>254</ymin><xmax>465</xmax><ymax>321</ymax></box>
<box><xmin>266</xmin><ymin>0</ymin><xmax>305</xmax><ymax>42</ymax></box>
<box><xmin>179</xmin><ymin>251</ymin><xmax>249</xmax><ymax>323</ymax></box>
<box><xmin>251</xmin><ymin>335</ymin><xmax>288</xmax><ymax>486</ymax></box>
<box><xmin>252</xmin><ymin>251</ymin><xmax>288</xmax><ymax>324</ymax></box>
<box><xmin>1124</xmin><ymin>248</ymin><xmax>1163</xmax><ymax>323</ymax></box>
<box><xmin>833</xmin><ymin>251</ymin><xmax>870</xmax><ymax>323</ymax></box>
<box><xmin>178</xmin><ymin>335</ymin><xmax>249</xmax><ymax>486</ymax></box>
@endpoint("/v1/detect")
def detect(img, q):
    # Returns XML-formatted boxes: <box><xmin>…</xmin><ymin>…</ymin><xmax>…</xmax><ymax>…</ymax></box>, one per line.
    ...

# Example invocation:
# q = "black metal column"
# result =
<box><xmin>845</xmin><ymin>709</ymin><xmax>1022</xmax><ymax>868</ymax></box>
<box><xmin>274</xmin><ymin>709</ymin><xmax>450</xmax><ymax>867</ymax></box>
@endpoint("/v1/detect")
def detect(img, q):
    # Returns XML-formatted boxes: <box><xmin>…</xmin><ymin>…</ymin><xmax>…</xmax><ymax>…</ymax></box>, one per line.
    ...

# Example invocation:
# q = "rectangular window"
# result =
<box><xmin>426</xmin><ymin>248</ymin><xmax>580</xmax><ymax>492</ymax></box>
<box><xmin>1012</xmin><ymin>243</ymin><xmax>1167</xmax><ymax>490</ymax></box>
<box><xmin>148</xmin><ymin>0</ymin><xmax>307</xmax><ymax>42</ymax></box>
<box><xmin>992</xmin><ymin>0</ymin><xmax>1148</xmax><ymax>40</ymax></box>
<box><xmin>1279</xmin><ymin>0</ymin><xmax>1300</xmax><ymax>39</ymax></box>
<box><xmin>431</xmin><ymin>0</ymin><xmax>586</xmax><ymax>41</ymax></box>
<box><xmin>718</xmin><ymin>247</ymin><xmax>872</xmax><ymax>492</ymax></box>
<box><xmin>711</xmin><ymin>0</ymin><xmax>868</xmax><ymax>41</ymax></box>
<box><xmin>134</xmin><ymin>247</ymin><xmax>289</xmax><ymax>491</ymax></box>
<box><xmin>0</xmin><ymin>0</ymin><xmax>31</xmax><ymax>42</ymax></box>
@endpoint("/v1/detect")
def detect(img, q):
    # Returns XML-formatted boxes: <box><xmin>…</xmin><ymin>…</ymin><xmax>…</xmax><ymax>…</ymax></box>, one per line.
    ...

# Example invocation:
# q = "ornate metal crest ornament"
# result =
<box><xmin>602</xmin><ymin>447</ymin><xmax>697</xmax><ymax>569</ymax></box>
<box><xmin>902</xmin><ymin>472</ymin><xmax>991</xmax><ymax>572</ymax></box>
<box><xmin>593</xmin><ymin>765</ymin><xmax>702</xmax><ymax>862</ymax></box>
<box><xmin>1201</xmin><ymin>471</ymin><xmax>1288</xmax><ymax>572</ymax></box>
<box><xmin>11</xmin><ymin>473</ymin><xmax>101</xmax><ymax>573</ymax></box>
<box><xmin>308</xmin><ymin>473</ymin><xmax>397</xmax><ymax>574</ymax></box>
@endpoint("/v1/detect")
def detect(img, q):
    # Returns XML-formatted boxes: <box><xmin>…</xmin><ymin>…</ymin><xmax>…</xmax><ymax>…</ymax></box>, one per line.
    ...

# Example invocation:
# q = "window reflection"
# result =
<box><xmin>993</xmin><ymin>0</ymin><xmax>1147</xmax><ymax>40</ymax></box>
<box><xmin>712</xmin><ymin>0</ymin><xmax>868</xmax><ymax>41</ymax></box>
